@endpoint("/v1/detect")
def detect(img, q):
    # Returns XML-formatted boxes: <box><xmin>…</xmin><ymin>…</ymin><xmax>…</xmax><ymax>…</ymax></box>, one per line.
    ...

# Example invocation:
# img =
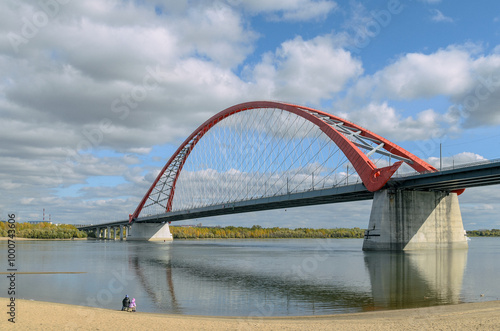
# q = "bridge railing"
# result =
<box><xmin>83</xmin><ymin>159</ymin><xmax>500</xmax><ymax>227</ymax></box>
<box><xmin>392</xmin><ymin>158</ymin><xmax>500</xmax><ymax>178</ymax></box>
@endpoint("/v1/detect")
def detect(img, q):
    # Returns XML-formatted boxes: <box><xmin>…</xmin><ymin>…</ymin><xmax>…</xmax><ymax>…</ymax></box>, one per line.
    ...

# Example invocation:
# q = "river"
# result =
<box><xmin>1</xmin><ymin>238</ymin><xmax>499</xmax><ymax>316</ymax></box>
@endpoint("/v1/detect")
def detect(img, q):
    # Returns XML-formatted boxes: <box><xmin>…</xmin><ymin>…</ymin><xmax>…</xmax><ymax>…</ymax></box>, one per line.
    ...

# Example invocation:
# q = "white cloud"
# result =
<box><xmin>346</xmin><ymin>46</ymin><xmax>474</xmax><ymax>101</ymax></box>
<box><xmin>340</xmin><ymin>102</ymin><xmax>444</xmax><ymax>141</ymax></box>
<box><xmin>233</xmin><ymin>0</ymin><xmax>337</xmax><ymax>21</ymax></box>
<box><xmin>250</xmin><ymin>35</ymin><xmax>363</xmax><ymax>104</ymax></box>
<box><xmin>426</xmin><ymin>152</ymin><xmax>487</xmax><ymax>169</ymax></box>
<box><xmin>459</xmin><ymin>185</ymin><xmax>500</xmax><ymax>229</ymax></box>
<box><xmin>430</xmin><ymin>9</ymin><xmax>454</xmax><ymax>23</ymax></box>
<box><xmin>170</xmin><ymin>3</ymin><xmax>258</xmax><ymax>68</ymax></box>
<box><xmin>0</xmin><ymin>1</ymin><xmax>258</xmax><ymax>155</ymax></box>
<box><xmin>451</xmin><ymin>53</ymin><xmax>500</xmax><ymax>128</ymax></box>
<box><xmin>275</xmin><ymin>1</ymin><xmax>337</xmax><ymax>21</ymax></box>
<box><xmin>338</xmin><ymin>45</ymin><xmax>500</xmax><ymax>137</ymax></box>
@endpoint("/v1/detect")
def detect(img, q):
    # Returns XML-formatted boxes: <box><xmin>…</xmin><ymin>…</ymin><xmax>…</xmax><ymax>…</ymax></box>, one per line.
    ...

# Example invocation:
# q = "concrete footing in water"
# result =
<box><xmin>126</xmin><ymin>222</ymin><xmax>173</xmax><ymax>241</ymax></box>
<box><xmin>363</xmin><ymin>189</ymin><xmax>468</xmax><ymax>251</ymax></box>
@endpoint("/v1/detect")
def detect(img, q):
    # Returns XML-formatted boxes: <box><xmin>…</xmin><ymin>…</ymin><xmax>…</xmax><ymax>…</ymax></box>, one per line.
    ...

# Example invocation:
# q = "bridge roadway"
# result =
<box><xmin>78</xmin><ymin>160</ymin><xmax>500</xmax><ymax>230</ymax></box>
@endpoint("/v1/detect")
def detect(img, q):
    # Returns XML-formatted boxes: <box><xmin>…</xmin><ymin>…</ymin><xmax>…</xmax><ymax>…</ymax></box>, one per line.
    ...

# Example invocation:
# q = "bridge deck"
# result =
<box><xmin>78</xmin><ymin>160</ymin><xmax>500</xmax><ymax>231</ymax></box>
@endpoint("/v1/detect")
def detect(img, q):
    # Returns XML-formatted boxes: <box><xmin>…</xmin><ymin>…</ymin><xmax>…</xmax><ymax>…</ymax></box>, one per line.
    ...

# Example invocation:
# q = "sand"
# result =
<box><xmin>1</xmin><ymin>298</ymin><xmax>500</xmax><ymax>330</ymax></box>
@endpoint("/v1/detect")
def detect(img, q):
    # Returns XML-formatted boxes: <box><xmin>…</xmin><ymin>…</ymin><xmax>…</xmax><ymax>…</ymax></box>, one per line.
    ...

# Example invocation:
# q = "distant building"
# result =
<box><xmin>26</xmin><ymin>221</ymin><xmax>52</xmax><ymax>225</ymax></box>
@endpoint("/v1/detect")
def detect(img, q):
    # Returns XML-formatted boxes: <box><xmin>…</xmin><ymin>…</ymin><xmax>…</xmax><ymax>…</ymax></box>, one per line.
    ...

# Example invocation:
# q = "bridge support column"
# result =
<box><xmin>106</xmin><ymin>226</ymin><xmax>111</xmax><ymax>240</ymax></box>
<box><xmin>363</xmin><ymin>189</ymin><xmax>468</xmax><ymax>251</ymax></box>
<box><xmin>126</xmin><ymin>222</ymin><xmax>173</xmax><ymax>241</ymax></box>
<box><xmin>95</xmin><ymin>227</ymin><xmax>99</xmax><ymax>239</ymax></box>
<box><xmin>119</xmin><ymin>225</ymin><xmax>124</xmax><ymax>240</ymax></box>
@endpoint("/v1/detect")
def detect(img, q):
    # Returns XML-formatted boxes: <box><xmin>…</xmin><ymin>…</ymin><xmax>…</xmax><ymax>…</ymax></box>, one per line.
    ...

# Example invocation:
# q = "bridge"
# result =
<box><xmin>78</xmin><ymin>101</ymin><xmax>500</xmax><ymax>250</ymax></box>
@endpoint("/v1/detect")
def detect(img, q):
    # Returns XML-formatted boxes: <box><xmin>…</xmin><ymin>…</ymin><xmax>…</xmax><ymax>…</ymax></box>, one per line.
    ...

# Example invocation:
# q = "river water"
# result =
<box><xmin>1</xmin><ymin>238</ymin><xmax>499</xmax><ymax>316</ymax></box>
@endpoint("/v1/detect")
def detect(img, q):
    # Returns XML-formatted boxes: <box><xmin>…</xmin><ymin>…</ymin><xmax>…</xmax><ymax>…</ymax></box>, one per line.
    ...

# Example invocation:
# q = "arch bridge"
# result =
<box><xmin>83</xmin><ymin>101</ymin><xmax>478</xmax><ymax>250</ymax></box>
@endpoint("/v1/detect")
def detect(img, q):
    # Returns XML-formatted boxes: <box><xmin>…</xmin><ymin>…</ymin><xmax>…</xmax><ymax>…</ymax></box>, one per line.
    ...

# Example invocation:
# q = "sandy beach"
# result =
<box><xmin>2</xmin><ymin>298</ymin><xmax>499</xmax><ymax>330</ymax></box>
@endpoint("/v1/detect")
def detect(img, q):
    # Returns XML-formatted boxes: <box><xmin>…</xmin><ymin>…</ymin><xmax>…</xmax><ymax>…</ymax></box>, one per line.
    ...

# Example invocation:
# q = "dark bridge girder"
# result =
<box><xmin>76</xmin><ymin>160</ymin><xmax>500</xmax><ymax>231</ymax></box>
<box><xmin>137</xmin><ymin>183</ymin><xmax>373</xmax><ymax>224</ymax></box>
<box><xmin>77</xmin><ymin>183</ymin><xmax>372</xmax><ymax>231</ymax></box>
<box><xmin>132</xmin><ymin>160</ymin><xmax>500</xmax><ymax>224</ymax></box>
<box><xmin>388</xmin><ymin>160</ymin><xmax>500</xmax><ymax>192</ymax></box>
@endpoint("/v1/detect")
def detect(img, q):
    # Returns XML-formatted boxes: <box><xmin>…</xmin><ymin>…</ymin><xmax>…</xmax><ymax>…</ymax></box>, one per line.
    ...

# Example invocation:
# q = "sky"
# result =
<box><xmin>1</xmin><ymin>0</ymin><xmax>500</xmax><ymax>230</ymax></box>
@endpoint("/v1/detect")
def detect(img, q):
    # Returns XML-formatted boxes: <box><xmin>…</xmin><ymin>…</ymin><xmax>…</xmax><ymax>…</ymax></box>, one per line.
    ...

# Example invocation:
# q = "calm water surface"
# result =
<box><xmin>1</xmin><ymin>238</ymin><xmax>499</xmax><ymax>316</ymax></box>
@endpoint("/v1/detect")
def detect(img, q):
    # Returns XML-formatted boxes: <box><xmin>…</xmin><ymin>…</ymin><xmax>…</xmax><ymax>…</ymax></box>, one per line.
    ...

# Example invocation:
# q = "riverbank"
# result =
<box><xmin>170</xmin><ymin>226</ymin><xmax>365</xmax><ymax>239</ymax></box>
<box><xmin>0</xmin><ymin>222</ymin><xmax>87</xmax><ymax>239</ymax></box>
<box><xmin>0</xmin><ymin>237</ymin><xmax>87</xmax><ymax>241</ymax></box>
<box><xmin>2</xmin><ymin>298</ymin><xmax>499</xmax><ymax>330</ymax></box>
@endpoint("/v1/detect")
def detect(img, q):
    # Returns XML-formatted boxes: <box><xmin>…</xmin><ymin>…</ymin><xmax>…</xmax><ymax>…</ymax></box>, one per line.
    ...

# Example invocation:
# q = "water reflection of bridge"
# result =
<box><xmin>127</xmin><ymin>243</ymin><xmax>181</xmax><ymax>313</ymax></box>
<box><xmin>129</xmin><ymin>242</ymin><xmax>467</xmax><ymax>315</ymax></box>
<box><xmin>366</xmin><ymin>249</ymin><xmax>467</xmax><ymax>310</ymax></box>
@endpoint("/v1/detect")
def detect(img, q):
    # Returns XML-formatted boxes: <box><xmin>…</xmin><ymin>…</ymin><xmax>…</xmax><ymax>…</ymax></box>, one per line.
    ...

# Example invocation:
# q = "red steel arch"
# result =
<box><xmin>129</xmin><ymin>101</ymin><xmax>437</xmax><ymax>222</ymax></box>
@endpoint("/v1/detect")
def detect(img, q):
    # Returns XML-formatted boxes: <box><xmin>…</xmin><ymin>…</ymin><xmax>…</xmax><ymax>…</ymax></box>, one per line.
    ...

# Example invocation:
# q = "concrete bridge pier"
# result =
<box><xmin>119</xmin><ymin>225</ymin><xmax>124</xmax><ymax>240</ymax></box>
<box><xmin>363</xmin><ymin>189</ymin><xmax>468</xmax><ymax>251</ymax></box>
<box><xmin>127</xmin><ymin>222</ymin><xmax>173</xmax><ymax>241</ymax></box>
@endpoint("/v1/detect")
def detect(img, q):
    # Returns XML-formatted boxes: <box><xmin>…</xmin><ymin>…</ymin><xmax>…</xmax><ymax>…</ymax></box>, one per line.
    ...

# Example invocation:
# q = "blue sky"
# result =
<box><xmin>1</xmin><ymin>0</ymin><xmax>500</xmax><ymax>229</ymax></box>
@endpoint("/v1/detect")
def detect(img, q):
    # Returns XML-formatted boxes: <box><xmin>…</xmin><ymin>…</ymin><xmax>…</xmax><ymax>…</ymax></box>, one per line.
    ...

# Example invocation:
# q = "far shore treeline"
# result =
<box><xmin>170</xmin><ymin>225</ymin><xmax>365</xmax><ymax>239</ymax></box>
<box><xmin>1</xmin><ymin>222</ymin><xmax>500</xmax><ymax>239</ymax></box>
<box><xmin>170</xmin><ymin>226</ymin><xmax>500</xmax><ymax>239</ymax></box>
<box><xmin>0</xmin><ymin>222</ymin><xmax>87</xmax><ymax>239</ymax></box>
<box><xmin>466</xmin><ymin>229</ymin><xmax>500</xmax><ymax>237</ymax></box>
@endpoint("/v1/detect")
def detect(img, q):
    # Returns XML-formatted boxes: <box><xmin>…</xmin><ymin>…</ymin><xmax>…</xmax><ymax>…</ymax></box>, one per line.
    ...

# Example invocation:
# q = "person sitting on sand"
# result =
<box><xmin>128</xmin><ymin>298</ymin><xmax>136</xmax><ymax>312</ymax></box>
<box><xmin>122</xmin><ymin>295</ymin><xmax>130</xmax><ymax>311</ymax></box>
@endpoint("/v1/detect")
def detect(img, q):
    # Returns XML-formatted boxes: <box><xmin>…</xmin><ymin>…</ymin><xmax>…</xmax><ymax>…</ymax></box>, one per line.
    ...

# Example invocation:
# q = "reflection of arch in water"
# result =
<box><xmin>364</xmin><ymin>249</ymin><xmax>467</xmax><ymax>310</ymax></box>
<box><xmin>127</xmin><ymin>241</ymin><xmax>375</xmax><ymax>314</ymax></box>
<box><xmin>128</xmin><ymin>243</ymin><xmax>182</xmax><ymax>313</ymax></box>
<box><xmin>127</xmin><ymin>242</ymin><xmax>467</xmax><ymax>314</ymax></box>
<box><xmin>152</xmin><ymin>253</ymin><xmax>374</xmax><ymax>314</ymax></box>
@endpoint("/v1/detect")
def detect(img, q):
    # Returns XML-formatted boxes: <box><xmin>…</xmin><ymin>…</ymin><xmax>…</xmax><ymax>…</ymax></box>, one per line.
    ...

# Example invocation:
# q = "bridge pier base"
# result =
<box><xmin>363</xmin><ymin>189</ymin><xmax>468</xmax><ymax>251</ymax></box>
<box><xmin>126</xmin><ymin>223</ymin><xmax>173</xmax><ymax>241</ymax></box>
